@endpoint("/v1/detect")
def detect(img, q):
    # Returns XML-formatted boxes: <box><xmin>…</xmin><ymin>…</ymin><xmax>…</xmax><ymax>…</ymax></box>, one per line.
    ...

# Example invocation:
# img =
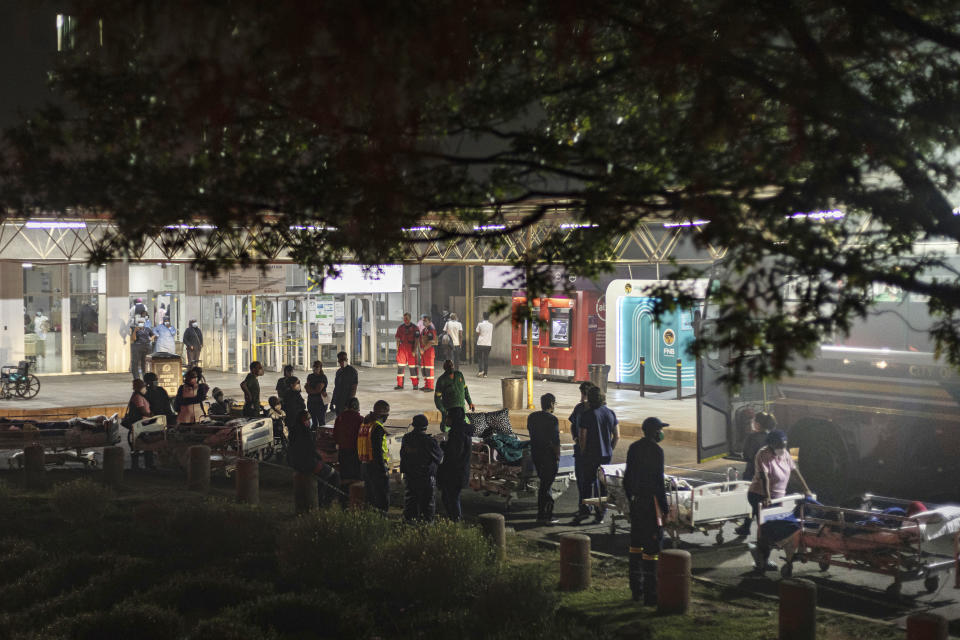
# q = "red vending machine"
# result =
<box><xmin>511</xmin><ymin>291</ymin><xmax>605</xmax><ymax>381</ymax></box>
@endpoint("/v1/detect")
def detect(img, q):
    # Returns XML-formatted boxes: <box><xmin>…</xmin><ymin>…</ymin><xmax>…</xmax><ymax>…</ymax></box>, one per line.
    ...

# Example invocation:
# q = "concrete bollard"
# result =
<box><xmin>235</xmin><ymin>457</ymin><xmax>259</xmax><ymax>505</ymax></box>
<box><xmin>657</xmin><ymin>549</ymin><xmax>691</xmax><ymax>615</ymax></box>
<box><xmin>23</xmin><ymin>444</ymin><xmax>46</xmax><ymax>490</ymax></box>
<box><xmin>101</xmin><ymin>446</ymin><xmax>124</xmax><ymax>488</ymax></box>
<box><xmin>478</xmin><ymin>513</ymin><xmax>506</xmax><ymax>560</ymax></box>
<box><xmin>906</xmin><ymin>613</ymin><xmax>948</xmax><ymax>640</ymax></box>
<box><xmin>348</xmin><ymin>481</ymin><xmax>366</xmax><ymax>509</ymax></box>
<box><xmin>293</xmin><ymin>472</ymin><xmax>318</xmax><ymax>514</ymax></box>
<box><xmin>559</xmin><ymin>533</ymin><xmax>591</xmax><ymax>591</ymax></box>
<box><xmin>779</xmin><ymin>578</ymin><xmax>817</xmax><ymax>640</ymax></box>
<box><xmin>186</xmin><ymin>445</ymin><xmax>211</xmax><ymax>493</ymax></box>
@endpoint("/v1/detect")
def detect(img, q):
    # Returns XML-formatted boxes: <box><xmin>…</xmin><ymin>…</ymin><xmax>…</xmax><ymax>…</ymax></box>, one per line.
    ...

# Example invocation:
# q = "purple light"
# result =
<box><xmin>789</xmin><ymin>210</ymin><xmax>844</xmax><ymax>220</ymax></box>
<box><xmin>662</xmin><ymin>220</ymin><xmax>709</xmax><ymax>228</ymax></box>
<box><xmin>25</xmin><ymin>220</ymin><xmax>86</xmax><ymax>229</ymax></box>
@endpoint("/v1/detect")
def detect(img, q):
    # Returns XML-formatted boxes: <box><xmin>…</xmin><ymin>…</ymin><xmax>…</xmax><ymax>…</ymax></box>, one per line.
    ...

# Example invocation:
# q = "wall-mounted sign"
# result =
<box><xmin>199</xmin><ymin>265</ymin><xmax>285</xmax><ymax>295</ymax></box>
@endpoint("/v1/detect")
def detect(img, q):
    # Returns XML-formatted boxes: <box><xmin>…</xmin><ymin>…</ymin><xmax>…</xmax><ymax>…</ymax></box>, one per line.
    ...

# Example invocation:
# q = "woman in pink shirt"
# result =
<box><xmin>748</xmin><ymin>429</ymin><xmax>812</xmax><ymax>573</ymax></box>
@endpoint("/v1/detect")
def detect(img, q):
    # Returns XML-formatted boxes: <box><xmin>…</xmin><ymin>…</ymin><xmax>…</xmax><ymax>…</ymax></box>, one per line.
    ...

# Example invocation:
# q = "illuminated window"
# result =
<box><xmin>56</xmin><ymin>14</ymin><xmax>77</xmax><ymax>52</ymax></box>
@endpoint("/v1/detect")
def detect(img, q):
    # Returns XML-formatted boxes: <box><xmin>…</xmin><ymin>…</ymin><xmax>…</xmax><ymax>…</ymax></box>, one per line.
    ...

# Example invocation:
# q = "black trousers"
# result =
<box><xmin>629</xmin><ymin>496</ymin><xmax>663</xmax><ymax>604</ymax></box>
<box><xmin>338</xmin><ymin>448</ymin><xmax>362</xmax><ymax>482</ymax></box>
<box><xmin>363</xmin><ymin>464</ymin><xmax>389</xmax><ymax>513</ymax></box>
<box><xmin>439</xmin><ymin>477</ymin><xmax>464</xmax><ymax>521</ymax></box>
<box><xmin>534</xmin><ymin>457</ymin><xmax>558</xmax><ymax>519</ymax></box>
<box><xmin>741</xmin><ymin>490</ymin><xmax>764</xmax><ymax>532</ymax></box>
<box><xmin>404</xmin><ymin>478</ymin><xmax>437</xmax><ymax>522</ymax></box>
<box><xmin>476</xmin><ymin>345</ymin><xmax>491</xmax><ymax>374</ymax></box>
<box><xmin>307</xmin><ymin>395</ymin><xmax>327</xmax><ymax>427</ymax></box>
<box><xmin>317</xmin><ymin>464</ymin><xmax>341</xmax><ymax>508</ymax></box>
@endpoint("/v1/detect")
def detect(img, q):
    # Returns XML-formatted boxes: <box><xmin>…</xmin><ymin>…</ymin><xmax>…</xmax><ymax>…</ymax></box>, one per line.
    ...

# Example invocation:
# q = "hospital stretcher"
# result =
<box><xmin>130</xmin><ymin>415</ymin><xmax>273</xmax><ymax>476</ymax></box>
<box><xmin>1</xmin><ymin>414</ymin><xmax>121</xmax><ymax>468</ymax></box>
<box><xmin>593</xmin><ymin>463</ymin><xmax>750</xmax><ymax>544</ymax></box>
<box><xmin>759</xmin><ymin>494</ymin><xmax>960</xmax><ymax>596</ymax></box>
<box><xmin>468</xmin><ymin>437</ymin><xmax>576</xmax><ymax>511</ymax></box>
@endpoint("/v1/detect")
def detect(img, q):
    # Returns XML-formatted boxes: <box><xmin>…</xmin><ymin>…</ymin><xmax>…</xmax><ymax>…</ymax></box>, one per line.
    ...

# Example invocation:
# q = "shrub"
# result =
<box><xmin>163</xmin><ymin>499</ymin><xmax>277</xmax><ymax>558</ymax></box>
<box><xmin>134</xmin><ymin>570</ymin><xmax>273</xmax><ymax>615</ymax></box>
<box><xmin>276</xmin><ymin>506</ymin><xmax>395</xmax><ymax>589</ymax></box>
<box><xmin>376</xmin><ymin>519</ymin><xmax>496</xmax><ymax>607</ymax></box>
<box><xmin>0</xmin><ymin>553</ymin><xmax>107</xmax><ymax>613</ymax></box>
<box><xmin>45</xmin><ymin>602</ymin><xmax>182</xmax><ymax>640</ymax></box>
<box><xmin>190</xmin><ymin>618</ymin><xmax>282</xmax><ymax>640</ymax></box>
<box><xmin>0</xmin><ymin>539</ymin><xmax>46</xmax><ymax>587</ymax></box>
<box><xmin>49</xmin><ymin>478</ymin><xmax>113</xmax><ymax>525</ymax></box>
<box><xmin>235</xmin><ymin>590</ymin><xmax>374</xmax><ymax>639</ymax></box>
<box><xmin>10</xmin><ymin>555</ymin><xmax>154</xmax><ymax>631</ymax></box>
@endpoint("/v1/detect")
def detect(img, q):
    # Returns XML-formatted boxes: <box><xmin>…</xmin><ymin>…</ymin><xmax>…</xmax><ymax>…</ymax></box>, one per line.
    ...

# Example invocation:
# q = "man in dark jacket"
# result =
<box><xmin>568</xmin><ymin>382</ymin><xmax>593</xmax><ymax>520</ymax></box>
<box><xmin>182</xmin><ymin>320</ymin><xmax>203</xmax><ymax>368</ymax></box>
<box><xmin>623</xmin><ymin>416</ymin><xmax>669</xmax><ymax>605</ymax></box>
<box><xmin>330</xmin><ymin>351</ymin><xmax>358</xmax><ymax>417</ymax></box>
<box><xmin>528</xmin><ymin>393</ymin><xmax>561</xmax><ymax>525</ymax></box>
<box><xmin>437</xmin><ymin>406</ymin><xmax>474</xmax><ymax>521</ymax></box>
<box><xmin>358</xmin><ymin>400</ymin><xmax>391</xmax><ymax>513</ymax></box>
<box><xmin>399</xmin><ymin>414</ymin><xmax>443</xmax><ymax>522</ymax></box>
<box><xmin>285</xmin><ymin>376</ymin><xmax>341</xmax><ymax>507</ymax></box>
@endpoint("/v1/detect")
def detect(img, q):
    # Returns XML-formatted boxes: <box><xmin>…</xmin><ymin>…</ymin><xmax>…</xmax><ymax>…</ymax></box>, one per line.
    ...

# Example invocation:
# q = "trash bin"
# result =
<box><xmin>146</xmin><ymin>353</ymin><xmax>183</xmax><ymax>397</ymax></box>
<box><xmin>587</xmin><ymin>364</ymin><xmax>611</xmax><ymax>396</ymax></box>
<box><xmin>501</xmin><ymin>377</ymin><xmax>526</xmax><ymax>411</ymax></box>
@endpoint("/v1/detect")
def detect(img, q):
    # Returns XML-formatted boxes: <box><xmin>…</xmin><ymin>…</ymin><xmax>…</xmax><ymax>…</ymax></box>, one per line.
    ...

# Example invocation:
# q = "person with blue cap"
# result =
<box><xmin>399</xmin><ymin>414</ymin><xmax>444</xmax><ymax>523</ymax></box>
<box><xmin>623</xmin><ymin>416</ymin><xmax>669</xmax><ymax>605</ymax></box>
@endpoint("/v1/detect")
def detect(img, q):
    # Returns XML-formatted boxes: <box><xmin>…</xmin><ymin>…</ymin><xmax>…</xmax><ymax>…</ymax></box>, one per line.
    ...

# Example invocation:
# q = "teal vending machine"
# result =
<box><xmin>617</xmin><ymin>296</ymin><xmax>696</xmax><ymax>388</ymax></box>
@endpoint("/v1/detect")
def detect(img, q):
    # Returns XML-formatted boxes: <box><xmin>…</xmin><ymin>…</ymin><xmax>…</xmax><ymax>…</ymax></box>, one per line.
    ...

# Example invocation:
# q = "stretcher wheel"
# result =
<box><xmin>780</xmin><ymin>563</ymin><xmax>793</xmax><ymax>579</ymax></box>
<box><xmin>715</xmin><ymin>532</ymin><xmax>724</xmax><ymax>545</ymax></box>
<box><xmin>924</xmin><ymin>576</ymin><xmax>939</xmax><ymax>593</ymax></box>
<box><xmin>885</xmin><ymin>581</ymin><xmax>901</xmax><ymax>598</ymax></box>
<box><xmin>609</xmin><ymin>519</ymin><xmax>616</xmax><ymax>536</ymax></box>
<box><xmin>818</xmin><ymin>560</ymin><xmax>830</xmax><ymax>572</ymax></box>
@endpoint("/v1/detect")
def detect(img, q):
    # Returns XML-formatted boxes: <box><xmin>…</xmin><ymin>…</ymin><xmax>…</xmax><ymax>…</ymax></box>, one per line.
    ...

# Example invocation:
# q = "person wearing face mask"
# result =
<box><xmin>122</xmin><ymin>379</ymin><xmax>155</xmax><ymax>470</ymax></box>
<box><xmin>154</xmin><ymin>318</ymin><xmax>177</xmax><ymax>355</ymax></box>
<box><xmin>182</xmin><ymin>319</ymin><xmax>203</xmax><ymax>368</ymax></box>
<box><xmin>623</xmin><ymin>417</ymin><xmax>670</xmax><ymax>605</ymax></box>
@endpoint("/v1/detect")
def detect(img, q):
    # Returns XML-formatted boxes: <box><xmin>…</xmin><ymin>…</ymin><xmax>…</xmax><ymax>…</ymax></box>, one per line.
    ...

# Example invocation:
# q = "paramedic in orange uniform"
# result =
<box><xmin>395</xmin><ymin>313</ymin><xmax>420</xmax><ymax>390</ymax></box>
<box><xmin>419</xmin><ymin>314</ymin><xmax>438</xmax><ymax>392</ymax></box>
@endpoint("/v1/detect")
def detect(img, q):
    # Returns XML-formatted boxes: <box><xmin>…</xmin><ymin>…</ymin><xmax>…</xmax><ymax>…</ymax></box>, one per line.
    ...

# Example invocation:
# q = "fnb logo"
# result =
<box><xmin>663</xmin><ymin>329</ymin><xmax>676</xmax><ymax>346</ymax></box>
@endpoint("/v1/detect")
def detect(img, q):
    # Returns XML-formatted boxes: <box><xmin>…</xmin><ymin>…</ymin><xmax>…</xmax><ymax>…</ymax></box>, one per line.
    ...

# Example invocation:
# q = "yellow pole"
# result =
<box><xmin>251</xmin><ymin>295</ymin><xmax>258</xmax><ymax>363</ymax></box>
<box><xmin>526</xmin><ymin>307</ymin><xmax>535</xmax><ymax>409</ymax></box>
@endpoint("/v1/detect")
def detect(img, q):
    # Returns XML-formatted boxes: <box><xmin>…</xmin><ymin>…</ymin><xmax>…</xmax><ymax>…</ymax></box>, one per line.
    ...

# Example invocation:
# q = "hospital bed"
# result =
<box><xmin>1</xmin><ymin>414</ymin><xmax>121</xmax><ymax>468</ymax></box>
<box><xmin>468</xmin><ymin>436</ymin><xmax>576</xmax><ymax>511</ymax></box>
<box><xmin>129</xmin><ymin>415</ymin><xmax>274</xmax><ymax>476</ymax></box>
<box><xmin>595</xmin><ymin>463</ymin><xmax>751</xmax><ymax>544</ymax></box>
<box><xmin>759</xmin><ymin>494</ymin><xmax>960</xmax><ymax>596</ymax></box>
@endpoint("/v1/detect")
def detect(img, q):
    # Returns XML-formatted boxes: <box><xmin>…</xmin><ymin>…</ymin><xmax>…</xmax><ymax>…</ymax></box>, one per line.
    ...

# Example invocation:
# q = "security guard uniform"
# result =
<box><xmin>623</xmin><ymin>417</ymin><xmax>669</xmax><ymax>605</ymax></box>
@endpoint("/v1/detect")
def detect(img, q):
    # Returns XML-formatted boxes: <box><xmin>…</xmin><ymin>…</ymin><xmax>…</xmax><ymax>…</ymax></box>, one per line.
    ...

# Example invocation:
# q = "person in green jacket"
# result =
<box><xmin>434</xmin><ymin>359</ymin><xmax>475</xmax><ymax>432</ymax></box>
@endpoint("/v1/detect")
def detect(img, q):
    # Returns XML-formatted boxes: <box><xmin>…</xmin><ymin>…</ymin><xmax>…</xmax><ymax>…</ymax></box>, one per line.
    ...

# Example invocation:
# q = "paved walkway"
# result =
<box><xmin>0</xmin><ymin>364</ymin><xmax>698</xmax><ymax>445</ymax></box>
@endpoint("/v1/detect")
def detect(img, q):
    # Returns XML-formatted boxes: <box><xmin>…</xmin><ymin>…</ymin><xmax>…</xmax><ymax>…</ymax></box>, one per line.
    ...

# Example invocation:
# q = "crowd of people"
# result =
<box><xmin>118</xmin><ymin>305</ymin><xmax>713</xmax><ymax>605</ymax></box>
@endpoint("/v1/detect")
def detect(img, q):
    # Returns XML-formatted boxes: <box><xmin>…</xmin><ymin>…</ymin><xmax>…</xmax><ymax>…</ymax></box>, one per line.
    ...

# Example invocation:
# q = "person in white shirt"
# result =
<box><xmin>443</xmin><ymin>313</ymin><xmax>463</xmax><ymax>370</ymax></box>
<box><xmin>475</xmin><ymin>312</ymin><xmax>494</xmax><ymax>377</ymax></box>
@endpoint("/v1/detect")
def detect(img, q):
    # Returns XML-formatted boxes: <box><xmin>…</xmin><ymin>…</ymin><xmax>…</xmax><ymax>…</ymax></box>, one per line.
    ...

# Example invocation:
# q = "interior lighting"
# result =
<box><xmin>789</xmin><ymin>210</ymin><xmax>844</xmax><ymax>220</ymax></box>
<box><xmin>875</xmin><ymin>360</ymin><xmax>888</xmax><ymax>369</ymax></box>
<box><xmin>24</xmin><ymin>221</ymin><xmax>86</xmax><ymax>229</ymax></box>
<box><xmin>22</xmin><ymin>263</ymin><xmax>32</xmax><ymax>269</ymax></box>
<box><xmin>560</xmin><ymin>223</ymin><xmax>599</xmax><ymax>229</ymax></box>
<box><xmin>473</xmin><ymin>224</ymin><xmax>507</xmax><ymax>231</ymax></box>
<box><xmin>403</xmin><ymin>226</ymin><xmax>433</xmax><ymax>232</ymax></box>
<box><xmin>662</xmin><ymin>220</ymin><xmax>709</xmax><ymax>228</ymax></box>
<box><xmin>165</xmin><ymin>224</ymin><xmax>217</xmax><ymax>230</ymax></box>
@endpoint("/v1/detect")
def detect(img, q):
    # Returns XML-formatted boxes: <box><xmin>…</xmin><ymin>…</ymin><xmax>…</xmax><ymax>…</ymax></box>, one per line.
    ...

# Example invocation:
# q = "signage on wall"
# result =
<box><xmin>199</xmin><ymin>265</ymin><xmax>285</xmax><ymax>295</ymax></box>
